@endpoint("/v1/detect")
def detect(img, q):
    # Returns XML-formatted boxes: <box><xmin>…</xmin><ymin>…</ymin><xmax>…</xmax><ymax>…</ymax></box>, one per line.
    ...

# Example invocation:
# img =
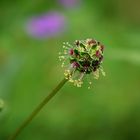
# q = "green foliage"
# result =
<box><xmin>0</xmin><ymin>0</ymin><xmax>140</xmax><ymax>140</ymax></box>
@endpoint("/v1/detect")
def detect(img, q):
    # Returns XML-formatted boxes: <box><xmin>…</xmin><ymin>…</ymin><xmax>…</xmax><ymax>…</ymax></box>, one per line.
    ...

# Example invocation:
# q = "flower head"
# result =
<box><xmin>59</xmin><ymin>38</ymin><xmax>105</xmax><ymax>88</ymax></box>
<box><xmin>58</xmin><ymin>0</ymin><xmax>80</xmax><ymax>8</ymax></box>
<box><xmin>26</xmin><ymin>12</ymin><xmax>66</xmax><ymax>38</ymax></box>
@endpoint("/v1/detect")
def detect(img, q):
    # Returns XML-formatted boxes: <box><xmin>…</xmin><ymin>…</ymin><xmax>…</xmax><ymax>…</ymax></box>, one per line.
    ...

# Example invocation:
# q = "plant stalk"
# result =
<box><xmin>8</xmin><ymin>78</ymin><xmax>68</xmax><ymax>140</ymax></box>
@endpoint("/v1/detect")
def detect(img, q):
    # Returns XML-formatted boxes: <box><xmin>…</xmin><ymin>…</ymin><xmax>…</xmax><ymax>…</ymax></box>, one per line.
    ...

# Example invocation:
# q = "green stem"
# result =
<box><xmin>8</xmin><ymin>78</ymin><xmax>68</xmax><ymax>140</ymax></box>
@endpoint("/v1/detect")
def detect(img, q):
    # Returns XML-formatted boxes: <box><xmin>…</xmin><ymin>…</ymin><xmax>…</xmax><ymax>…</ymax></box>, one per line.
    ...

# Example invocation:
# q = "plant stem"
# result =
<box><xmin>8</xmin><ymin>78</ymin><xmax>68</xmax><ymax>140</ymax></box>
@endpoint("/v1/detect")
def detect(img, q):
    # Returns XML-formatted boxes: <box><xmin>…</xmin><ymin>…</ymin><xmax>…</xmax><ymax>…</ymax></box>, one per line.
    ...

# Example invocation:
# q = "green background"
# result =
<box><xmin>0</xmin><ymin>0</ymin><xmax>140</xmax><ymax>140</ymax></box>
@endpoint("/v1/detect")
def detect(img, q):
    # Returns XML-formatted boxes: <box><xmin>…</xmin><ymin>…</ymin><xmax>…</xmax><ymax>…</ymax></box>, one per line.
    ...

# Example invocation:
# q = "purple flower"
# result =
<box><xmin>71</xmin><ymin>61</ymin><xmax>80</xmax><ymax>68</ymax></box>
<box><xmin>26</xmin><ymin>12</ymin><xmax>66</xmax><ymax>38</ymax></box>
<box><xmin>69</xmin><ymin>49</ymin><xmax>74</xmax><ymax>55</ymax></box>
<box><xmin>58</xmin><ymin>0</ymin><xmax>80</xmax><ymax>8</ymax></box>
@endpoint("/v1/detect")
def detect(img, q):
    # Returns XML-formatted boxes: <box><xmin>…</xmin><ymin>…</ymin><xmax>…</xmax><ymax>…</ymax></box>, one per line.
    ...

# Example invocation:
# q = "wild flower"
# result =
<box><xmin>8</xmin><ymin>38</ymin><xmax>106</xmax><ymax>140</ymax></box>
<box><xmin>26</xmin><ymin>12</ymin><xmax>66</xmax><ymax>38</ymax></box>
<box><xmin>59</xmin><ymin>38</ymin><xmax>105</xmax><ymax>88</ymax></box>
<box><xmin>58</xmin><ymin>0</ymin><xmax>80</xmax><ymax>8</ymax></box>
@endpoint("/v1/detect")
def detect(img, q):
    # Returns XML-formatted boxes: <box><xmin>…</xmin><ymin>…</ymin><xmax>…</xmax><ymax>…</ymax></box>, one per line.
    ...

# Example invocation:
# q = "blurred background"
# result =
<box><xmin>0</xmin><ymin>0</ymin><xmax>140</xmax><ymax>140</ymax></box>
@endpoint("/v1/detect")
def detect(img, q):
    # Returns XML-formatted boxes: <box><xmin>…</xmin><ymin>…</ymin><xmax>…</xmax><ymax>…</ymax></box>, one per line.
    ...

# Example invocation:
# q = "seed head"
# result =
<box><xmin>59</xmin><ymin>38</ymin><xmax>105</xmax><ymax>88</ymax></box>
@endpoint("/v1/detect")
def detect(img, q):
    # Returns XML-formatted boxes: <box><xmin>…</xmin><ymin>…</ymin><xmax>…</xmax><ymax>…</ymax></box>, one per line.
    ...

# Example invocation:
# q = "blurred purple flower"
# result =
<box><xmin>26</xmin><ymin>12</ymin><xmax>66</xmax><ymax>38</ymax></box>
<box><xmin>58</xmin><ymin>0</ymin><xmax>80</xmax><ymax>8</ymax></box>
